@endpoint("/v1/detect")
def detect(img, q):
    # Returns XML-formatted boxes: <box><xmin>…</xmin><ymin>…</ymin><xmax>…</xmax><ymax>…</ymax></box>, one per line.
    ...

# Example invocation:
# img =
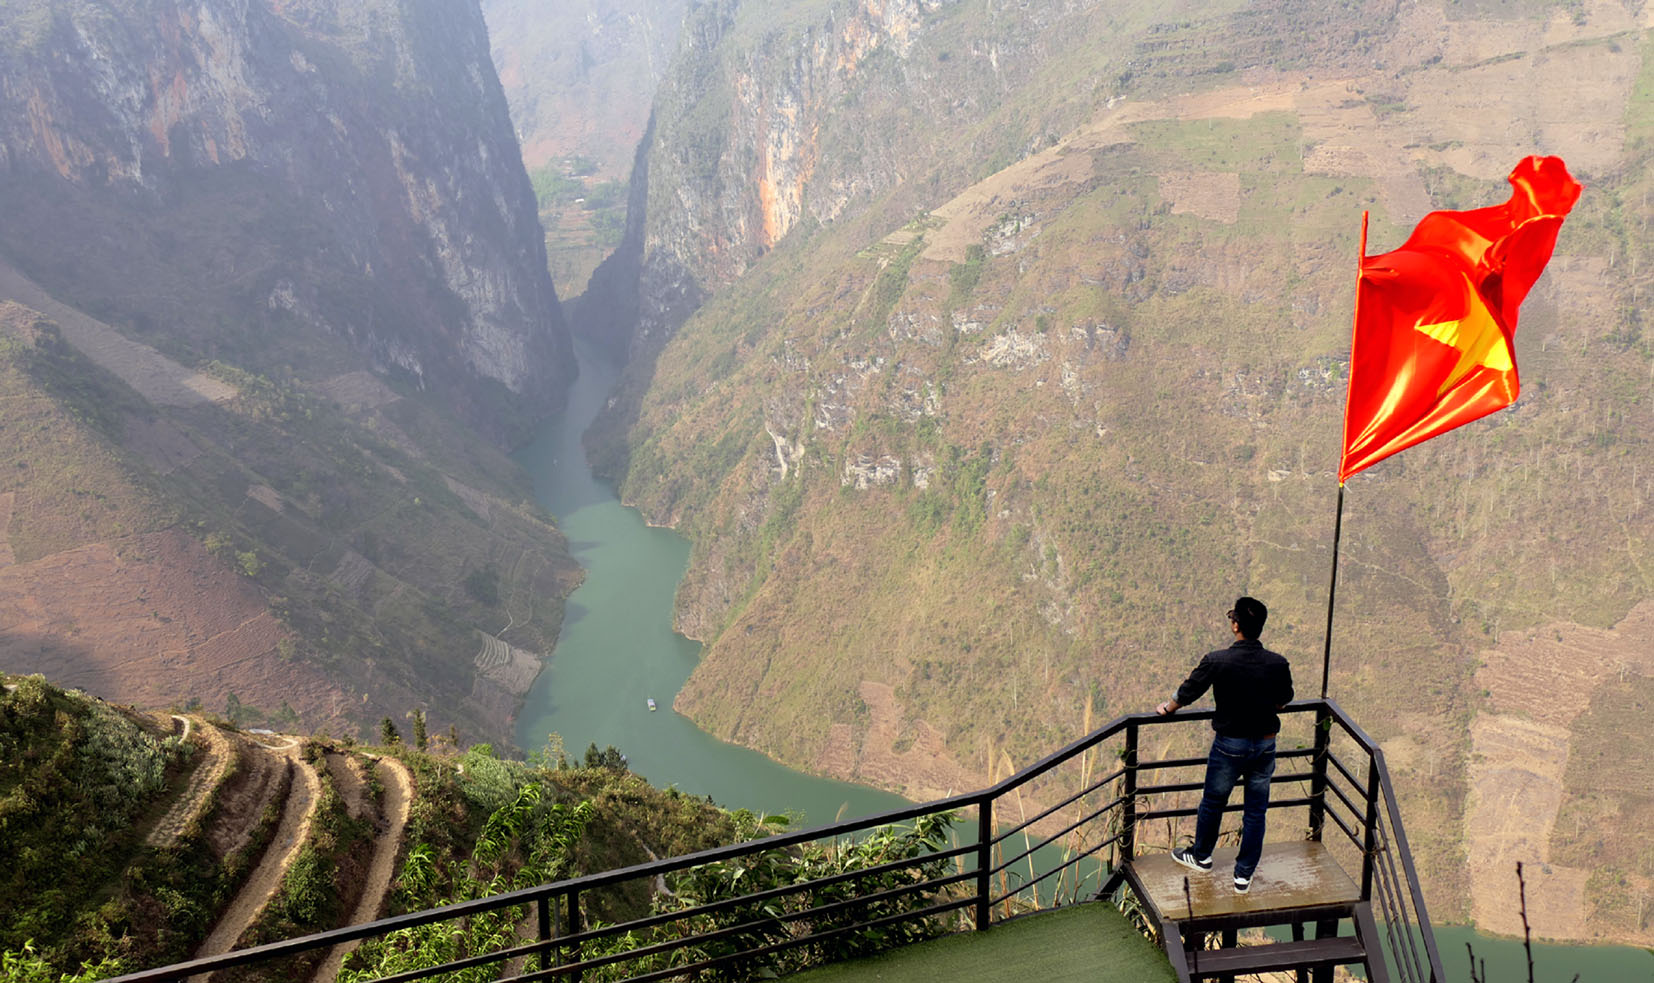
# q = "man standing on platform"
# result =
<box><xmin>1157</xmin><ymin>596</ymin><xmax>1294</xmax><ymax>894</ymax></box>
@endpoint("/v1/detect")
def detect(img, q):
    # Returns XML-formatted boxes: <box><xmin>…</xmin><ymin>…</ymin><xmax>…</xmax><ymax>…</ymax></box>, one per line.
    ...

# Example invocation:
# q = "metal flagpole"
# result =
<box><xmin>1320</xmin><ymin>482</ymin><xmax>1345</xmax><ymax>699</ymax></box>
<box><xmin>1323</xmin><ymin>211</ymin><xmax>1368</xmax><ymax>699</ymax></box>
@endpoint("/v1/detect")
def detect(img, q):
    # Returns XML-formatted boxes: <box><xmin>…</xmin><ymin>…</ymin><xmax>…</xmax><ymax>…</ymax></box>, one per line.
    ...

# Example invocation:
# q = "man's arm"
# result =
<box><xmin>1158</xmin><ymin>655</ymin><xmax>1214</xmax><ymax>715</ymax></box>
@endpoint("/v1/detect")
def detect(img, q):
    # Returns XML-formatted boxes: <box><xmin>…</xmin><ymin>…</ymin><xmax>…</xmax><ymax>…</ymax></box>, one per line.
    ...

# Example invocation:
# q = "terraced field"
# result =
<box><xmin>122</xmin><ymin>717</ymin><xmax>416</xmax><ymax>983</ymax></box>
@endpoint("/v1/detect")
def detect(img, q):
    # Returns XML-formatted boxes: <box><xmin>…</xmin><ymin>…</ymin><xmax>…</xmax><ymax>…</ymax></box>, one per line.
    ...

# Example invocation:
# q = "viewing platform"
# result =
<box><xmin>108</xmin><ymin>699</ymin><xmax>1444</xmax><ymax>983</ymax></box>
<box><xmin>1127</xmin><ymin>841</ymin><xmax>1381</xmax><ymax>981</ymax></box>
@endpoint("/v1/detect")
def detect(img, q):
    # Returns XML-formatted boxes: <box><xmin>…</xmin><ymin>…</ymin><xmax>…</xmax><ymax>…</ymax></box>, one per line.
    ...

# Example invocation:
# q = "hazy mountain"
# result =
<box><xmin>583</xmin><ymin>0</ymin><xmax>1654</xmax><ymax>944</ymax></box>
<box><xmin>483</xmin><ymin>0</ymin><xmax>686</xmax><ymax>178</ymax></box>
<box><xmin>0</xmin><ymin>0</ymin><xmax>573</xmax><ymax>435</ymax></box>
<box><xmin>0</xmin><ymin>0</ymin><xmax>585</xmax><ymax>749</ymax></box>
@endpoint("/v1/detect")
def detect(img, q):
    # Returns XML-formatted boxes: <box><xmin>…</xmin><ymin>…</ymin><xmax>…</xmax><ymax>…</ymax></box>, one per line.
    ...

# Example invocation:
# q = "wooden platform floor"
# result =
<box><xmin>1131</xmin><ymin>841</ymin><xmax>1360</xmax><ymax>922</ymax></box>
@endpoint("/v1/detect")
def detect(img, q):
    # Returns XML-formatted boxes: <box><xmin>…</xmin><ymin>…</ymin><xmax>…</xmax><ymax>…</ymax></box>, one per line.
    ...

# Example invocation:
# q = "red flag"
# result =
<box><xmin>1339</xmin><ymin>156</ymin><xmax>1581</xmax><ymax>482</ymax></box>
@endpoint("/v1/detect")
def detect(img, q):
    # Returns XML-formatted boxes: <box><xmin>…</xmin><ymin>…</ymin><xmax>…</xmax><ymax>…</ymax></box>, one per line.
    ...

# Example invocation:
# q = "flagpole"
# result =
<box><xmin>1319</xmin><ymin>482</ymin><xmax>1345</xmax><ymax>699</ymax></box>
<box><xmin>1323</xmin><ymin>211</ymin><xmax>1368</xmax><ymax>700</ymax></box>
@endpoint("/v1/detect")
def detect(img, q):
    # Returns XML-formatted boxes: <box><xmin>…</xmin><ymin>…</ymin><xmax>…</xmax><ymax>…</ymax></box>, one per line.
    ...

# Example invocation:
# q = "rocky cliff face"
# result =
<box><xmin>0</xmin><ymin>0</ymin><xmax>572</xmax><ymax>436</ymax></box>
<box><xmin>585</xmin><ymin>0</ymin><xmax>956</xmax><ymax>365</ymax></box>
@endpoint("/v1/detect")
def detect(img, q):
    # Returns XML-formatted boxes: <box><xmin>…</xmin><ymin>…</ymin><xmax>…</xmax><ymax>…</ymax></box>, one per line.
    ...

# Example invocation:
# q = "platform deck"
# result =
<box><xmin>1131</xmin><ymin>841</ymin><xmax>1361</xmax><ymax>924</ymax></box>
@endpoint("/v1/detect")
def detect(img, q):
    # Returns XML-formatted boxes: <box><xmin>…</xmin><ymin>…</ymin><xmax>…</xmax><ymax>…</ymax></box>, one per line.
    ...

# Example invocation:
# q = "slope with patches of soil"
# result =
<box><xmin>1</xmin><ymin>262</ymin><xmax>578</xmax><ymax>752</ymax></box>
<box><xmin>1464</xmin><ymin>600</ymin><xmax>1654</xmax><ymax>943</ymax></box>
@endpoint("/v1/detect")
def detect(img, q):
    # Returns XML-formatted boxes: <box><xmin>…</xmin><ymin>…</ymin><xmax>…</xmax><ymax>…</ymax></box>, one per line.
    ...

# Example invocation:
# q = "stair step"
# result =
<box><xmin>1187</xmin><ymin>936</ymin><xmax>1367</xmax><ymax>976</ymax></box>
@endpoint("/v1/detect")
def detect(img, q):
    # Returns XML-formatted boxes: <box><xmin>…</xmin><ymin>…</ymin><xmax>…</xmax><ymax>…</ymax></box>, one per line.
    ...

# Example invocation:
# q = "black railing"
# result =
<box><xmin>108</xmin><ymin>699</ymin><xmax>1442</xmax><ymax>983</ymax></box>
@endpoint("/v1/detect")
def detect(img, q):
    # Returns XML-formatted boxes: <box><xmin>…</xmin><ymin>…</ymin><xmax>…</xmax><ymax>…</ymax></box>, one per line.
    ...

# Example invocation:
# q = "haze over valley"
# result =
<box><xmin>1</xmin><ymin>0</ymin><xmax>1652</xmax><ymax>974</ymax></box>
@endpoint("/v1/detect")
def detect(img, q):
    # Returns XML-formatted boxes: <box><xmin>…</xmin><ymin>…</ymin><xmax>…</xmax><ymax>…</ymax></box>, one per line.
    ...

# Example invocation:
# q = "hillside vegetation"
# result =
<box><xmin>590</xmin><ymin>0</ymin><xmax>1654</xmax><ymax>943</ymax></box>
<box><xmin>0</xmin><ymin>674</ymin><xmax>747</xmax><ymax>980</ymax></box>
<box><xmin>3</xmin><ymin>675</ymin><xmax>967</xmax><ymax>981</ymax></box>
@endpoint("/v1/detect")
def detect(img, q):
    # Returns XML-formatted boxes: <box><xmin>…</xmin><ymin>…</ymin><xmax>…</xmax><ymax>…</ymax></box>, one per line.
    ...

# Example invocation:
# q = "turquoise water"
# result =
<box><xmin>1431</xmin><ymin>925</ymin><xmax>1652</xmax><ymax>982</ymax></box>
<box><xmin>512</xmin><ymin>341</ymin><xmax>907</xmax><ymax>828</ymax></box>
<box><xmin>1269</xmin><ymin>922</ymin><xmax>1653</xmax><ymax>981</ymax></box>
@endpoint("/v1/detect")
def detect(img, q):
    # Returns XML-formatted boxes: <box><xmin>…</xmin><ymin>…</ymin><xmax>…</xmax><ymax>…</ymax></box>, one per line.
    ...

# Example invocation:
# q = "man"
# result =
<box><xmin>1156</xmin><ymin>596</ymin><xmax>1294</xmax><ymax>894</ymax></box>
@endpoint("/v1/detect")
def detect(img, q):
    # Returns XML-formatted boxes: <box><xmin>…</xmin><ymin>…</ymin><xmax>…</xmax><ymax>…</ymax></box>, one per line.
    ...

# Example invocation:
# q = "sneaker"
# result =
<box><xmin>1233</xmin><ymin>874</ymin><xmax>1252</xmax><ymax>894</ymax></box>
<box><xmin>1171</xmin><ymin>847</ymin><xmax>1213</xmax><ymax>872</ymax></box>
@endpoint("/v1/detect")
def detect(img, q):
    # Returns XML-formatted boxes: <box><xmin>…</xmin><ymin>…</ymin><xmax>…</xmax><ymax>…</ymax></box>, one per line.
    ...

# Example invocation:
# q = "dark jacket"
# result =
<box><xmin>1174</xmin><ymin>639</ymin><xmax>1295</xmax><ymax>738</ymax></box>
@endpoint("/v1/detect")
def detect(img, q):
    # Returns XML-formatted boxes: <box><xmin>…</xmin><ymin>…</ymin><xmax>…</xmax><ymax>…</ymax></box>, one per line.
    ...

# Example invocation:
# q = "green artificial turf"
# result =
<box><xmin>783</xmin><ymin>903</ymin><xmax>1176</xmax><ymax>983</ymax></box>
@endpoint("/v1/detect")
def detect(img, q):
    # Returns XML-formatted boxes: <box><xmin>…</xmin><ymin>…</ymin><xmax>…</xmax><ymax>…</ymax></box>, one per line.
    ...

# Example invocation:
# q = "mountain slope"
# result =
<box><xmin>0</xmin><ymin>290</ymin><xmax>578</xmax><ymax>749</ymax></box>
<box><xmin>588</xmin><ymin>0</ymin><xmax>1654</xmax><ymax>942</ymax></box>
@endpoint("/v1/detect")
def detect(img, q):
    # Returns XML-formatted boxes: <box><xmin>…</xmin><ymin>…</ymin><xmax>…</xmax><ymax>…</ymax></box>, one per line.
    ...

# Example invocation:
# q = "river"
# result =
<box><xmin>513</xmin><ymin>340</ymin><xmax>907</xmax><ymax>827</ymax></box>
<box><xmin>513</xmin><ymin>343</ymin><xmax>1653</xmax><ymax>980</ymax></box>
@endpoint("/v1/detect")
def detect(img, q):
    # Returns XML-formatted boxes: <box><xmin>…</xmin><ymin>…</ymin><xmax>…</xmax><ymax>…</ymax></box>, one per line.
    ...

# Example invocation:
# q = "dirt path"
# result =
<box><xmin>193</xmin><ymin>743</ymin><xmax>322</xmax><ymax>979</ymax></box>
<box><xmin>310</xmin><ymin>756</ymin><xmax>413</xmax><ymax>983</ymax></box>
<box><xmin>0</xmin><ymin>259</ymin><xmax>237</xmax><ymax>406</ymax></box>
<box><xmin>146</xmin><ymin>717</ymin><xmax>231</xmax><ymax>848</ymax></box>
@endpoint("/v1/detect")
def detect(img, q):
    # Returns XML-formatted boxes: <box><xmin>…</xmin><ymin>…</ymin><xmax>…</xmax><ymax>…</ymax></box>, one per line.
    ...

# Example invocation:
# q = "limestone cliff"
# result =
<box><xmin>0</xmin><ymin>0</ymin><xmax>572</xmax><ymax>437</ymax></box>
<box><xmin>585</xmin><ymin>0</ymin><xmax>955</xmax><ymax>356</ymax></box>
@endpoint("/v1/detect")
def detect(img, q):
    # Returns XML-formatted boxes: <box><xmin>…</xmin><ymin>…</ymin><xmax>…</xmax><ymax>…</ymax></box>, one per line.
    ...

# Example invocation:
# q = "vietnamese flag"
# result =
<box><xmin>1339</xmin><ymin>156</ymin><xmax>1582</xmax><ymax>482</ymax></box>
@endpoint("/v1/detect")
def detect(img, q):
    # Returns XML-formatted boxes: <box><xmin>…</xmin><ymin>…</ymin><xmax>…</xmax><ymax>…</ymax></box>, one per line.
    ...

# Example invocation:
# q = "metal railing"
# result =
<box><xmin>108</xmin><ymin>699</ymin><xmax>1443</xmax><ymax>983</ymax></box>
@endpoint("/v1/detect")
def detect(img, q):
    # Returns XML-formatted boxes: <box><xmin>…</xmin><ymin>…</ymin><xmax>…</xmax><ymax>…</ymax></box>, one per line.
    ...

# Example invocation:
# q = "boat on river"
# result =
<box><xmin>647</xmin><ymin>698</ymin><xmax>657</xmax><ymax>711</ymax></box>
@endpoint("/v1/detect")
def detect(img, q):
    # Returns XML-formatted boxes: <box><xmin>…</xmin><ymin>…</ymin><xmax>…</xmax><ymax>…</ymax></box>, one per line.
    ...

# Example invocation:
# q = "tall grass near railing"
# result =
<box><xmin>574</xmin><ymin>813</ymin><xmax>961</xmax><ymax>982</ymax></box>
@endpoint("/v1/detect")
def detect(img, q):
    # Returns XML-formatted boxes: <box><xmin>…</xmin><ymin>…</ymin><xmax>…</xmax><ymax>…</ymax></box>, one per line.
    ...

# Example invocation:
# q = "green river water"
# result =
<box><xmin>513</xmin><ymin>344</ymin><xmax>1652</xmax><ymax>980</ymax></box>
<box><xmin>513</xmin><ymin>341</ymin><xmax>907</xmax><ymax>827</ymax></box>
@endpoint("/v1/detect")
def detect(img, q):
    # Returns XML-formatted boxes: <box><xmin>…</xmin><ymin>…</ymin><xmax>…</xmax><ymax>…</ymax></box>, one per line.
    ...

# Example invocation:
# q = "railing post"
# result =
<box><xmin>975</xmin><ymin>796</ymin><xmax>994</xmax><ymax>931</ymax></box>
<box><xmin>1360</xmin><ymin>757</ymin><xmax>1381</xmax><ymax>900</ymax></box>
<box><xmin>1121</xmin><ymin>722</ymin><xmax>1139</xmax><ymax>865</ymax></box>
<box><xmin>568</xmin><ymin>888</ymin><xmax>583</xmax><ymax>983</ymax></box>
<box><xmin>537</xmin><ymin>893</ymin><xmax>552</xmax><ymax>973</ymax></box>
<box><xmin>1307</xmin><ymin>705</ymin><xmax>1331</xmax><ymax>841</ymax></box>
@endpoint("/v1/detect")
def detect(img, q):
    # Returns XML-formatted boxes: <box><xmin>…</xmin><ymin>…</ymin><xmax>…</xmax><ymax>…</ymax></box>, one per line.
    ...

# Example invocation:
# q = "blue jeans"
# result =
<box><xmin>1191</xmin><ymin>734</ymin><xmax>1276</xmax><ymax>879</ymax></box>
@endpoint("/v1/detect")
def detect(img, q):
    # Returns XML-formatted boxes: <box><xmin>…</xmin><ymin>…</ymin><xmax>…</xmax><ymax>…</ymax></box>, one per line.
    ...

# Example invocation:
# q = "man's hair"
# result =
<box><xmin>1232</xmin><ymin>596</ymin><xmax>1267</xmax><ymax>639</ymax></box>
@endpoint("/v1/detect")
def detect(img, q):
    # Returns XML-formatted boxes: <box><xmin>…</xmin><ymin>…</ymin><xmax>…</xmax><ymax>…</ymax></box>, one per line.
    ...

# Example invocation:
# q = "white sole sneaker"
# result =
<box><xmin>1171</xmin><ymin>847</ymin><xmax>1213</xmax><ymax>873</ymax></box>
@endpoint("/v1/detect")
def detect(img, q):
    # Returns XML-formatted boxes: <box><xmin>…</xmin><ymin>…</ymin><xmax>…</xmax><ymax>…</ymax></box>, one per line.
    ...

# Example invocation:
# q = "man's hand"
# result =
<box><xmin>1156</xmin><ymin>700</ymin><xmax>1179</xmax><ymax>716</ymax></box>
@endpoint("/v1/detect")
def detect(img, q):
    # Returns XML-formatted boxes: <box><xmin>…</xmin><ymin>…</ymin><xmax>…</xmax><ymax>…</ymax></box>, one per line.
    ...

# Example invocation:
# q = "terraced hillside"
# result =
<box><xmin>0</xmin><ymin>674</ymin><xmax>743</xmax><ymax>980</ymax></box>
